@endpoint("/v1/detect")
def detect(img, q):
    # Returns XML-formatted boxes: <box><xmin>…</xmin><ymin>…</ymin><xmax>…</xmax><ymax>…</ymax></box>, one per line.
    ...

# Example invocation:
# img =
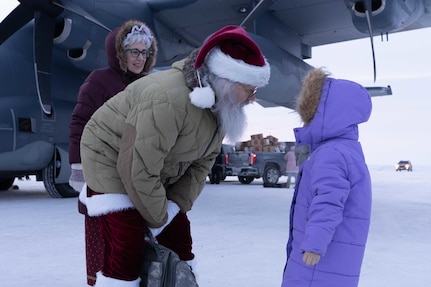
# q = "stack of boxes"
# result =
<box><xmin>236</xmin><ymin>133</ymin><xmax>280</xmax><ymax>152</ymax></box>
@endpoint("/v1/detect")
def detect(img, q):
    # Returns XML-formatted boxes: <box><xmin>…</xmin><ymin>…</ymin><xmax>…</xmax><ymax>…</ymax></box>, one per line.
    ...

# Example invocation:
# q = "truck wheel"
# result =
<box><xmin>238</xmin><ymin>176</ymin><xmax>254</xmax><ymax>184</ymax></box>
<box><xmin>263</xmin><ymin>165</ymin><xmax>280</xmax><ymax>184</ymax></box>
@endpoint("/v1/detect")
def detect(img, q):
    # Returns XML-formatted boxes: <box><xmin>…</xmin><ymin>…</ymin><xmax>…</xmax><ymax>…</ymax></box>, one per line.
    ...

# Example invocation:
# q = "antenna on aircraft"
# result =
<box><xmin>361</xmin><ymin>0</ymin><xmax>377</xmax><ymax>82</ymax></box>
<box><xmin>240</xmin><ymin>0</ymin><xmax>276</xmax><ymax>28</ymax></box>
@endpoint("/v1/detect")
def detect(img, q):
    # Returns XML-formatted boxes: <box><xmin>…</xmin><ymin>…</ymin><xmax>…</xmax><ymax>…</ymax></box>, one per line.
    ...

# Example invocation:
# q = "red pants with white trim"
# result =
<box><xmin>97</xmin><ymin>207</ymin><xmax>193</xmax><ymax>282</ymax></box>
<box><xmin>78</xmin><ymin>200</ymin><xmax>104</xmax><ymax>286</ymax></box>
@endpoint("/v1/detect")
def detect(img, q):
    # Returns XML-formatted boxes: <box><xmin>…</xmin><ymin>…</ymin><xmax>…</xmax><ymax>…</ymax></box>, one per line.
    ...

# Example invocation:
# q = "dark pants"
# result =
<box><xmin>210</xmin><ymin>165</ymin><xmax>222</xmax><ymax>184</ymax></box>
<box><xmin>98</xmin><ymin>210</ymin><xmax>193</xmax><ymax>281</ymax></box>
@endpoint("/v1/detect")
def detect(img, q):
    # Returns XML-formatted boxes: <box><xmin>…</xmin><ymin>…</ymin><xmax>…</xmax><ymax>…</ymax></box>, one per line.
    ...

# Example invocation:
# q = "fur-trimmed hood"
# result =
<box><xmin>294</xmin><ymin>68</ymin><xmax>372</xmax><ymax>150</ymax></box>
<box><xmin>182</xmin><ymin>48</ymin><xmax>218</xmax><ymax>108</ymax></box>
<box><xmin>296</xmin><ymin>68</ymin><xmax>328</xmax><ymax>126</ymax></box>
<box><xmin>182</xmin><ymin>48</ymin><xmax>201</xmax><ymax>91</ymax></box>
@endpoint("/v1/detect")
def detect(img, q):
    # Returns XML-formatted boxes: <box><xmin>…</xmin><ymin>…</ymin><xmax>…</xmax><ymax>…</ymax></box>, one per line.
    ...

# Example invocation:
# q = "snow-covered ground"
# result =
<box><xmin>1</xmin><ymin>164</ymin><xmax>430</xmax><ymax>287</ymax></box>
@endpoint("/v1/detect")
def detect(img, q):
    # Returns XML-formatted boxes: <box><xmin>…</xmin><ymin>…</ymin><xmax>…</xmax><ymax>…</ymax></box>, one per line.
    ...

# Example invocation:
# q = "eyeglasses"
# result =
<box><xmin>124</xmin><ymin>48</ymin><xmax>151</xmax><ymax>59</ymax></box>
<box><xmin>240</xmin><ymin>83</ymin><xmax>258</xmax><ymax>98</ymax></box>
<box><xmin>249</xmin><ymin>87</ymin><xmax>258</xmax><ymax>98</ymax></box>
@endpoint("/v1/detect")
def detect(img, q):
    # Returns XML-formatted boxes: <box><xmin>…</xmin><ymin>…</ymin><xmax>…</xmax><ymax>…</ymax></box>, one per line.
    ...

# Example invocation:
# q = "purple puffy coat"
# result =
<box><xmin>281</xmin><ymin>69</ymin><xmax>372</xmax><ymax>287</ymax></box>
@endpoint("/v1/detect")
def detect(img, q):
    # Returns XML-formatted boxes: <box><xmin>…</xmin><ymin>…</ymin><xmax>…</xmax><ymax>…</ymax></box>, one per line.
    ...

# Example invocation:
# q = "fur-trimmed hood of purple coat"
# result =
<box><xmin>282</xmin><ymin>68</ymin><xmax>372</xmax><ymax>287</ymax></box>
<box><xmin>295</xmin><ymin>68</ymin><xmax>372</xmax><ymax>151</ymax></box>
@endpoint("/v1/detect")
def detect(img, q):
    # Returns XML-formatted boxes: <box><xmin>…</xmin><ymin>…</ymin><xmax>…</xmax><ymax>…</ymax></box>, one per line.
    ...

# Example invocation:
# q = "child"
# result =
<box><xmin>284</xmin><ymin>145</ymin><xmax>298</xmax><ymax>188</ymax></box>
<box><xmin>281</xmin><ymin>68</ymin><xmax>372</xmax><ymax>287</ymax></box>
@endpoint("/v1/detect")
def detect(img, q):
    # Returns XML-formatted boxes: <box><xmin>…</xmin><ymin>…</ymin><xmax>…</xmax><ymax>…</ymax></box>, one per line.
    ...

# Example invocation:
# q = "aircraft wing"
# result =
<box><xmin>270</xmin><ymin>0</ymin><xmax>431</xmax><ymax>48</ymax></box>
<box><xmin>1</xmin><ymin>0</ymin><xmax>429</xmax><ymax>111</ymax></box>
<box><xmin>148</xmin><ymin>0</ymin><xmax>429</xmax><ymax>107</ymax></box>
<box><xmin>150</xmin><ymin>0</ymin><xmax>431</xmax><ymax>63</ymax></box>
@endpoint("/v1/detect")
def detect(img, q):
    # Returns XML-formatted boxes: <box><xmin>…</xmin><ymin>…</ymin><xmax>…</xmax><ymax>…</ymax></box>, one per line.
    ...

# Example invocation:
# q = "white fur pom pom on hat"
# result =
<box><xmin>189</xmin><ymin>85</ymin><xmax>215</xmax><ymax>109</ymax></box>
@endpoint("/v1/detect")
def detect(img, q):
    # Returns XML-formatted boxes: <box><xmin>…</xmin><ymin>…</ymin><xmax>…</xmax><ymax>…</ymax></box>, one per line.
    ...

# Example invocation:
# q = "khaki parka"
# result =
<box><xmin>80</xmin><ymin>59</ymin><xmax>224</xmax><ymax>228</ymax></box>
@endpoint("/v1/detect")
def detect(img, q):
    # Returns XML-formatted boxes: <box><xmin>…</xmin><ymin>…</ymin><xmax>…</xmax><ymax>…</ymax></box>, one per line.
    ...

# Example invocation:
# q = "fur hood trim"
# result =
<box><xmin>182</xmin><ymin>49</ymin><xmax>216</xmax><ymax>108</ymax></box>
<box><xmin>296</xmin><ymin>68</ymin><xmax>330</xmax><ymax>125</ymax></box>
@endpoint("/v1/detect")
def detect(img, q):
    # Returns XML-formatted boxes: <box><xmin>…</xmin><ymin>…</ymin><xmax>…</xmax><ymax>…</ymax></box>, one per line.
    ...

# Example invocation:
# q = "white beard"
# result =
<box><xmin>216</xmin><ymin>99</ymin><xmax>248</xmax><ymax>143</ymax></box>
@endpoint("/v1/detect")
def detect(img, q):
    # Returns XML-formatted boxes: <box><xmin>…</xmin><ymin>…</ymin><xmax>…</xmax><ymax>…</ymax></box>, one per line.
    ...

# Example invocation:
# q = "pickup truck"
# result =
<box><xmin>225</xmin><ymin>150</ymin><xmax>287</xmax><ymax>184</ymax></box>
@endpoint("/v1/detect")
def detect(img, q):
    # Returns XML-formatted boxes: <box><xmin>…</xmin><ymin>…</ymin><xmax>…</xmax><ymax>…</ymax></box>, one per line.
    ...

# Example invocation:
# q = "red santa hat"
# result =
<box><xmin>190</xmin><ymin>25</ymin><xmax>270</xmax><ymax>108</ymax></box>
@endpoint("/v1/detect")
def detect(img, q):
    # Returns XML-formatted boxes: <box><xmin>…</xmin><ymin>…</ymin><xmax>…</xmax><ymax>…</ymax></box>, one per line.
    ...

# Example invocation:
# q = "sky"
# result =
<box><xmin>1</xmin><ymin>165</ymin><xmax>430</xmax><ymax>287</ymax></box>
<box><xmin>1</xmin><ymin>1</ymin><xmax>430</xmax><ymax>166</ymax></box>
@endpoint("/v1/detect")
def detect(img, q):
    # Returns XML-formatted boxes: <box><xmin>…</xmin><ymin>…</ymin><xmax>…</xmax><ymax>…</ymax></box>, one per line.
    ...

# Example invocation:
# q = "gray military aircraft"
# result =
<box><xmin>0</xmin><ymin>0</ymin><xmax>429</xmax><ymax>197</ymax></box>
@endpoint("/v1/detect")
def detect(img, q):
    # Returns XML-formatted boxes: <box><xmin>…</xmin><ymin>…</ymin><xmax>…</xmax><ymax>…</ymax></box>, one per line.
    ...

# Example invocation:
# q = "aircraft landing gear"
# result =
<box><xmin>42</xmin><ymin>149</ymin><xmax>78</xmax><ymax>198</ymax></box>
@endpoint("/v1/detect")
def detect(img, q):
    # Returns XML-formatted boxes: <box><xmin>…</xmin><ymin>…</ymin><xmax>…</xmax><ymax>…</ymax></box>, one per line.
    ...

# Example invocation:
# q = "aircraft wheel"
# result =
<box><xmin>0</xmin><ymin>177</ymin><xmax>15</xmax><ymax>191</ymax></box>
<box><xmin>42</xmin><ymin>155</ymin><xmax>78</xmax><ymax>198</ymax></box>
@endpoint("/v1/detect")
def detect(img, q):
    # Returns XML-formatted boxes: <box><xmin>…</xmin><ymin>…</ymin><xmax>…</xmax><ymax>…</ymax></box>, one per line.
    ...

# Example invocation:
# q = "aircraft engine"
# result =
<box><xmin>54</xmin><ymin>17</ymin><xmax>108</xmax><ymax>71</ymax></box>
<box><xmin>349</xmin><ymin>0</ymin><xmax>424</xmax><ymax>34</ymax></box>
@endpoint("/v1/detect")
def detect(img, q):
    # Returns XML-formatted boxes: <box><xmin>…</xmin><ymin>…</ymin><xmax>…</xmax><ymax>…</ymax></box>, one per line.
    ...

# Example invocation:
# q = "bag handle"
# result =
<box><xmin>145</xmin><ymin>229</ymin><xmax>157</xmax><ymax>243</ymax></box>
